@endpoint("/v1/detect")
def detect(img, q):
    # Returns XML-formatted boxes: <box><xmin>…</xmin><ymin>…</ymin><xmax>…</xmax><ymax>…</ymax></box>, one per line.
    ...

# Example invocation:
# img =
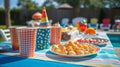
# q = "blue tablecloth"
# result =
<box><xmin>0</xmin><ymin>32</ymin><xmax>120</xmax><ymax>67</ymax></box>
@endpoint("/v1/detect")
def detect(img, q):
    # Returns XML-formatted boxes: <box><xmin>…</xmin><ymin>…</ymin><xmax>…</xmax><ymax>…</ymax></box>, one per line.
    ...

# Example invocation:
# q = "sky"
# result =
<box><xmin>0</xmin><ymin>0</ymin><xmax>46</xmax><ymax>9</ymax></box>
<box><xmin>0</xmin><ymin>0</ymin><xmax>110</xmax><ymax>9</ymax></box>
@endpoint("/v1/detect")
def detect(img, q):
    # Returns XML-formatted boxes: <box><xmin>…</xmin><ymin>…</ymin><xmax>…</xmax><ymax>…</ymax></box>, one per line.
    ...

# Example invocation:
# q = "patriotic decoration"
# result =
<box><xmin>40</xmin><ymin>7</ymin><xmax>50</xmax><ymax>27</ymax></box>
<box><xmin>36</xmin><ymin>28</ymin><xmax>50</xmax><ymax>50</ymax></box>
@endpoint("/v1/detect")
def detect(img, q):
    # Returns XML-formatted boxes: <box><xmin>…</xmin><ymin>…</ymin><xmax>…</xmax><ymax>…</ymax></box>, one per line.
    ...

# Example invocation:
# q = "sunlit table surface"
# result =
<box><xmin>0</xmin><ymin>32</ymin><xmax>120</xmax><ymax>67</ymax></box>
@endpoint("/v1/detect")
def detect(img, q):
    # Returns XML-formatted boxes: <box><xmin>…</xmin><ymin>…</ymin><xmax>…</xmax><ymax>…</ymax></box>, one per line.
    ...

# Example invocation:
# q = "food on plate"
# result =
<box><xmin>77</xmin><ymin>38</ymin><xmax>109</xmax><ymax>44</ymax></box>
<box><xmin>67</xmin><ymin>25</ymin><xmax>76</xmax><ymax>30</ymax></box>
<box><xmin>62</xmin><ymin>32</ymin><xmax>71</xmax><ymax>40</ymax></box>
<box><xmin>51</xmin><ymin>41</ymin><xmax>99</xmax><ymax>56</ymax></box>
<box><xmin>61</xmin><ymin>27</ymin><xmax>78</xmax><ymax>40</ymax></box>
<box><xmin>32</xmin><ymin>12</ymin><xmax>42</xmax><ymax>20</ymax></box>
<box><xmin>52</xmin><ymin>22</ymin><xmax>61</xmax><ymax>27</ymax></box>
<box><xmin>61</xmin><ymin>26</ymin><xmax>77</xmax><ymax>32</ymax></box>
<box><xmin>85</xmin><ymin>28</ymin><xmax>96</xmax><ymax>35</ymax></box>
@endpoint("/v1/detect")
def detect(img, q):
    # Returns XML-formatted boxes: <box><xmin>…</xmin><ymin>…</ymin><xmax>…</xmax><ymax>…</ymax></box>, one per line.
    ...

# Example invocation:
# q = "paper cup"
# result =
<box><xmin>50</xmin><ymin>27</ymin><xmax>62</xmax><ymax>44</ymax></box>
<box><xmin>17</xmin><ymin>27</ymin><xmax>37</xmax><ymax>57</ymax></box>
<box><xmin>36</xmin><ymin>28</ymin><xmax>50</xmax><ymax>50</ymax></box>
<box><xmin>9</xmin><ymin>26</ymin><xmax>19</xmax><ymax>50</ymax></box>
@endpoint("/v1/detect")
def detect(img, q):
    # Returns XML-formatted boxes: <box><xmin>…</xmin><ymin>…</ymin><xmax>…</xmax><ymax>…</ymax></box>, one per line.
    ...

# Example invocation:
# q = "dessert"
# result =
<box><xmin>61</xmin><ymin>26</ymin><xmax>79</xmax><ymax>40</ymax></box>
<box><xmin>77</xmin><ymin>38</ymin><xmax>109</xmax><ymax>44</ymax></box>
<box><xmin>52</xmin><ymin>22</ymin><xmax>61</xmax><ymax>27</ymax></box>
<box><xmin>32</xmin><ymin>12</ymin><xmax>42</xmax><ymax>21</ymax></box>
<box><xmin>85</xmin><ymin>28</ymin><xmax>96</xmax><ymax>35</ymax></box>
<box><xmin>27</xmin><ymin>12</ymin><xmax>42</xmax><ymax>27</ymax></box>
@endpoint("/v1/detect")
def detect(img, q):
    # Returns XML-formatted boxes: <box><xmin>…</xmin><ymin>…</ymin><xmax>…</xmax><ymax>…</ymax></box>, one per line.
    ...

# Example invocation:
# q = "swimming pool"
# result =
<box><xmin>107</xmin><ymin>34</ymin><xmax>120</xmax><ymax>47</ymax></box>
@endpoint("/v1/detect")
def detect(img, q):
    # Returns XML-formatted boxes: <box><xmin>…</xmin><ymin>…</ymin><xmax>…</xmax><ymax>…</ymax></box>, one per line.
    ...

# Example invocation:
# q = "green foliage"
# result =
<box><xmin>17</xmin><ymin>0</ymin><xmax>39</xmax><ymax>10</ymax></box>
<box><xmin>0</xmin><ymin>25</ymin><xmax>6</xmax><ymax>41</ymax></box>
<box><xmin>55</xmin><ymin>0</ymin><xmax>80</xmax><ymax>7</ymax></box>
<box><xmin>0</xmin><ymin>8</ymin><xmax>24</xmax><ymax>25</ymax></box>
<box><xmin>42</xmin><ymin>0</ymin><xmax>56</xmax><ymax>9</ymax></box>
<box><xmin>0</xmin><ymin>35</ymin><xmax>4</xmax><ymax>42</ymax></box>
<box><xmin>0</xmin><ymin>25</ymin><xmax>7</xmax><ymax>29</ymax></box>
<box><xmin>10</xmin><ymin>8</ymin><xmax>21</xmax><ymax>25</ymax></box>
<box><xmin>0</xmin><ymin>8</ymin><xmax>4</xmax><ymax>11</ymax></box>
<box><xmin>46</xmin><ymin>4</ymin><xmax>55</xmax><ymax>9</ymax></box>
<box><xmin>89</xmin><ymin>0</ymin><xmax>104</xmax><ymax>8</ymax></box>
<box><xmin>0</xmin><ymin>8</ymin><xmax>5</xmax><ymax>25</ymax></box>
<box><xmin>55</xmin><ymin>0</ymin><xmax>120</xmax><ymax>8</ymax></box>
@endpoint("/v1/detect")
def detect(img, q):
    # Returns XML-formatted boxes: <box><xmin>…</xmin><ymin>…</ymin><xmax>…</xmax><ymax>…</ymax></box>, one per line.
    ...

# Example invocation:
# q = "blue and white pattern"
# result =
<box><xmin>0</xmin><ymin>32</ymin><xmax>120</xmax><ymax>67</ymax></box>
<box><xmin>36</xmin><ymin>28</ymin><xmax>50</xmax><ymax>50</ymax></box>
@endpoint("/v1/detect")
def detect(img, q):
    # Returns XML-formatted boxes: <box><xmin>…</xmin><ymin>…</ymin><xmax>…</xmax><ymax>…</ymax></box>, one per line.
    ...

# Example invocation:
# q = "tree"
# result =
<box><xmin>55</xmin><ymin>0</ymin><xmax>120</xmax><ymax>8</ymax></box>
<box><xmin>55</xmin><ymin>0</ymin><xmax>81</xmax><ymax>16</ymax></box>
<box><xmin>17</xmin><ymin>0</ymin><xmax>39</xmax><ymax>10</ymax></box>
<box><xmin>4</xmin><ymin>0</ymin><xmax>11</xmax><ymax>28</ymax></box>
<box><xmin>42</xmin><ymin>0</ymin><xmax>56</xmax><ymax>9</ymax></box>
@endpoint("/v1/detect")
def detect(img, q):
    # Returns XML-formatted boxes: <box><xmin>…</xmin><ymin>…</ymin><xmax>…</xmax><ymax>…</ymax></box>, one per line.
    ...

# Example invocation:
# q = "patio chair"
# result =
<box><xmin>72</xmin><ymin>17</ymin><xmax>87</xmax><ymax>26</ymax></box>
<box><xmin>113</xmin><ymin>19</ymin><xmax>120</xmax><ymax>32</ymax></box>
<box><xmin>0</xmin><ymin>29</ymin><xmax>11</xmax><ymax>41</ymax></box>
<box><xmin>61</xmin><ymin>18</ymin><xmax>69</xmax><ymax>27</ymax></box>
<box><xmin>100</xmin><ymin>18</ymin><xmax>111</xmax><ymax>31</ymax></box>
<box><xmin>88</xmin><ymin>18</ymin><xmax>99</xmax><ymax>29</ymax></box>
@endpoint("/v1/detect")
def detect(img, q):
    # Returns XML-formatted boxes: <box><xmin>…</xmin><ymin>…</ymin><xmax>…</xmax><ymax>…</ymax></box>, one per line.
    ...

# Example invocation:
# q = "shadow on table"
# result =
<box><xmin>0</xmin><ymin>50</ymin><xmax>19</xmax><ymax>53</ymax></box>
<box><xmin>0</xmin><ymin>54</ymin><xmax>92</xmax><ymax>67</ymax></box>
<box><xmin>0</xmin><ymin>54</ymin><xmax>26</xmax><ymax>65</ymax></box>
<box><xmin>45</xmin><ymin>51</ymin><xmax>97</xmax><ymax>62</ymax></box>
<box><xmin>96</xmin><ymin>44</ymin><xmax>107</xmax><ymax>47</ymax></box>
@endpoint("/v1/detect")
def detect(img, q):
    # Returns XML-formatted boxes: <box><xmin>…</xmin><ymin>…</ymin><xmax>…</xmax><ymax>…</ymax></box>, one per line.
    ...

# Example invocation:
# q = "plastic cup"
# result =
<box><xmin>50</xmin><ymin>27</ymin><xmax>62</xmax><ymax>44</ymax></box>
<box><xmin>17</xmin><ymin>27</ymin><xmax>37</xmax><ymax>57</ymax></box>
<box><xmin>36</xmin><ymin>27</ymin><xmax>50</xmax><ymax>50</ymax></box>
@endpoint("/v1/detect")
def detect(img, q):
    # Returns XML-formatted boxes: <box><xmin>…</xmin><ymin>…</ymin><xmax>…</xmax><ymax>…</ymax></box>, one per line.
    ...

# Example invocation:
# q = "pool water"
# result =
<box><xmin>107</xmin><ymin>34</ymin><xmax>120</xmax><ymax>47</ymax></box>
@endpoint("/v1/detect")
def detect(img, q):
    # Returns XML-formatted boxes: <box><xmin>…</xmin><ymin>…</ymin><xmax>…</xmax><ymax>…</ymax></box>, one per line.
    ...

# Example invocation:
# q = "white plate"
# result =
<box><xmin>80</xmin><ymin>33</ymin><xmax>104</xmax><ymax>38</ymax></box>
<box><xmin>92</xmin><ymin>42</ymin><xmax>107</xmax><ymax>46</ymax></box>
<box><xmin>78</xmin><ymin>42</ymin><xmax>108</xmax><ymax>45</ymax></box>
<box><xmin>50</xmin><ymin>46</ymin><xmax>100</xmax><ymax>57</ymax></box>
<box><xmin>82</xmin><ymin>34</ymin><xmax>102</xmax><ymax>38</ymax></box>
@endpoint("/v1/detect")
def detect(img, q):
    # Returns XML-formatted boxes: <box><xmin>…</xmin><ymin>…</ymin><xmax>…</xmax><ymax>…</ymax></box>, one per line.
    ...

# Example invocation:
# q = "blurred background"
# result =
<box><xmin>0</xmin><ymin>0</ymin><xmax>120</xmax><ymax>28</ymax></box>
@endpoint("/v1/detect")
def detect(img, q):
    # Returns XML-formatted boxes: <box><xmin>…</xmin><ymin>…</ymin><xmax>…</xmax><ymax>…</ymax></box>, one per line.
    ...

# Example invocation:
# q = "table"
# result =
<box><xmin>0</xmin><ymin>32</ymin><xmax>120</xmax><ymax>67</ymax></box>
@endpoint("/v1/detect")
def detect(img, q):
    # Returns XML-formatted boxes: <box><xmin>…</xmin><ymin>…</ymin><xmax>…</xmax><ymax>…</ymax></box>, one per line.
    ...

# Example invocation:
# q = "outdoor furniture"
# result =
<box><xmin>0</xmin><ymin>29</ymin><xmax>11</xmax><ymax>41</ymax></box>
<box><xmin>88</xmin><ymin>18</ymin><xmax>99</xmax><ymax>29</ymax></box>
<box><xmin>72</xmin><ymin>17</ymin><xmax>87</xmax><ymax>26</ymax></box>
<box><xmin>113</xmin><ymin>19</ymin><xmax>120</xmax><ymax>32</ymax></box>
<box><xmin>100</xmin><ymin>18</ymin><xmax>111</xmax><ymax>31</ymax></box>
<box><xmin>61</xmin><ymin>18</ymin><xmax>69</xmax><ymax>27</ymax></box>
